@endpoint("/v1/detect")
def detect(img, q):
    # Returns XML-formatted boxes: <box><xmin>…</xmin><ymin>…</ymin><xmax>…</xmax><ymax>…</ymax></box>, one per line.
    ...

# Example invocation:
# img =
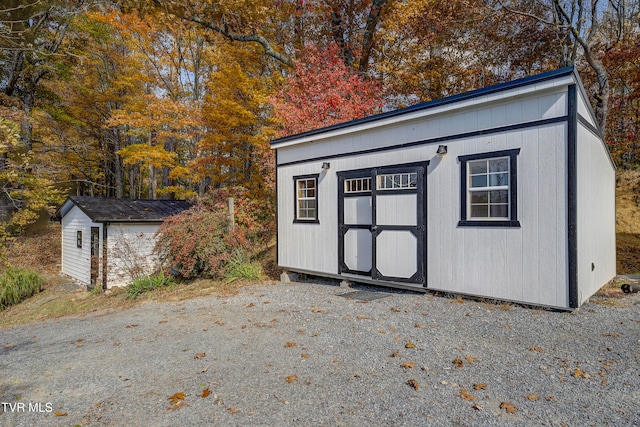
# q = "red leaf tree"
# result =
<box><xmin>270</xmin><ymin>43</ymin><xmax>384</xmax><ymax>137</ymax></box>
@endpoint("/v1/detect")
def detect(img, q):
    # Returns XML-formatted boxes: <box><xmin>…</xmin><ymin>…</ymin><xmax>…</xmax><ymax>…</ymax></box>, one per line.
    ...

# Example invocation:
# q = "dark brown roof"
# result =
<box><xmin>59</xmin><ymin>196</ymin><xmax>192</xmax><ymax>223</ymax></box>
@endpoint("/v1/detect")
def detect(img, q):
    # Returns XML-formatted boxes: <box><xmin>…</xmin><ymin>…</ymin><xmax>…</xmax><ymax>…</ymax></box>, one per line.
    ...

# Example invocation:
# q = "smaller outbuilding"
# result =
<box><xmin>58</xmin><ymin>196</ymin><xmax>191</xmax><ymax>289</ymax></box>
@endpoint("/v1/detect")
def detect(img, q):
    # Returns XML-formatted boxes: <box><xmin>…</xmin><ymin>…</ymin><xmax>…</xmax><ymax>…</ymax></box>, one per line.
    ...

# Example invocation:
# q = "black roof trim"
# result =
<box><xmin>270</xmin><ymin>67</ymin><xmax>578</xmax><ymax>146</ymax></box>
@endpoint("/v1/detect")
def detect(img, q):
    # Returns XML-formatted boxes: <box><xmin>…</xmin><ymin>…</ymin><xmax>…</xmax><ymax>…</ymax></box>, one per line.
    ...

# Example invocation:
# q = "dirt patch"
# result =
<box><xmin>616</xmin><ymin>170</ymin><xmax>640</xmax><ymax>274</ymax></box>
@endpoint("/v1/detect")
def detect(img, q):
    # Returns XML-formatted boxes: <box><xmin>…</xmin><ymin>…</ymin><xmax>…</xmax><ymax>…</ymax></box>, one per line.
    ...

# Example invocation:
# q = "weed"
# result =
<box><xmin>89</xmin><ymin>286</ymin><xmax>102</xmax><ymax>297</ymax></box>
<box><xmin>0</xmin><ymin>267</ymin><xmax>44</xmax><ymax>310</ymax></box>
<box><xmin>125</xmin><ymin>272</ymin><xmax>175</xmax><ymax>300</ymax></box>
<box><xmin>225</xmin><ymin>250</ymin><xmax>263</xmax><ymax>283</ymax></box>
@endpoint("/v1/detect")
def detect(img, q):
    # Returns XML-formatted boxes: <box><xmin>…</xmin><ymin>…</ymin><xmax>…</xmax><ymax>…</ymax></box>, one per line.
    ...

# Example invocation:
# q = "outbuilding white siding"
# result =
<box><xmin>272</xmin><ymin>67</ymin><xmax>616</xmax><ymax>310</ymax></box>
<box><xmin>105</xmin><ymin>223</ymin><xmax>160</xmax><ymax>288</ymax></box>
<box><xmin>61</xmin><ymin>205</ymin><xmax>103</xmax><ymax>287</ymax></box>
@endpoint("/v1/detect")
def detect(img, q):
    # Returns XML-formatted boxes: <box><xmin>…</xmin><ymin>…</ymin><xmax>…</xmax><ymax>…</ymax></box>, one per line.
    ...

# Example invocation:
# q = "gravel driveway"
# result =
<box><xmin>1</xmin><ymin>280</ymin><xmax>639</xmax><ymax>426</ymax></box>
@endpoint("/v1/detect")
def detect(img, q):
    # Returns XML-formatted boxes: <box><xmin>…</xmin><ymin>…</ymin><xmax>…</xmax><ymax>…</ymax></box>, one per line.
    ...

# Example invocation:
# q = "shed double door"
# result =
<box><xmin>338</xmin><ymin>163</ymin><xmax>426</xmax><ymax>285</ymax></box>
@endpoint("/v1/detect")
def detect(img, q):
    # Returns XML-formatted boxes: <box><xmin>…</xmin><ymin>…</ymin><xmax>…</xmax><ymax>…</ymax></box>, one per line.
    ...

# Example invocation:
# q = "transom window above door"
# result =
<box><xmin>377</xmin><ymin>172</ymin><xmax>417</xmax><ymax>190</ymax></box>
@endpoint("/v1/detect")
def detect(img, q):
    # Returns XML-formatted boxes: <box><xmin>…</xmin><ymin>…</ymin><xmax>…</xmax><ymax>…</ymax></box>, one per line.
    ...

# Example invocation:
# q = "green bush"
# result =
<box><xmin>125</xmin><ymin>272</ymin><xmax>175</xmax><ymax>299</ymax></box>
<box><xmin>224</xmin><ymin>250</ymin><xmax>263</xmax><ymax>283</ymax></box>
<box><xmin>155</xmin><ymin>187</ymin><xmax>274</xmax><ymax>280</ymax></box>
<box><xmin>0</xmin><ymin>267</ymin><xmax>44</xmax><ymax>310</ymax></box>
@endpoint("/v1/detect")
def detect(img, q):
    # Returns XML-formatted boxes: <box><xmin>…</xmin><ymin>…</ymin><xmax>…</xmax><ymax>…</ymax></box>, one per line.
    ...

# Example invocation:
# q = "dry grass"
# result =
<box><xmin>0</xmin><ymin>222</ymin><xmax>278</xmax><ymax>328</ymax></box>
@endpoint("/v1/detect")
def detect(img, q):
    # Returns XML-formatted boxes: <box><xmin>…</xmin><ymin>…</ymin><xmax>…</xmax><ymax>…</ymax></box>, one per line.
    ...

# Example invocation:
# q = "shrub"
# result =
<box><xmin>155</xmin><ymin>187</ymin><xmax>274</xmax><ymax>280</ymax></box>
<box><xmin>224</xmin><ymin>250</ymin><xmax>263</xmax><ymax>283</ymax></box>
<box><xmin>125</xmin><ymin>272</ymin><xmax>175</xmax><ymax>299</ymax></box>
<box><xmin>0</xmin><ymin>267</ymin><xmax>44</xmax><ymax>310</ymax></box>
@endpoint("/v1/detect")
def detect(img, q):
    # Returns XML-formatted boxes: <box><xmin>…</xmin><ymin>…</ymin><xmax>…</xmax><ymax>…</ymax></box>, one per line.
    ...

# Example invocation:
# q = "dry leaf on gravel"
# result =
<box><xmin>407</xmin><ymin>379</ymin><xmax>419</xmax><ymax>390</ymax></box>
<box><xmin>601</xmin><ymin>333</ymin><xmax>619</xmax><ymax>338</ymax></box>
<box><xmin>246</xmin><ymin>303</ymin><xmax>255</xmax><ymax>308</ymax></box>
<box><xmin>193</xmin><ymin>352</ymin><xmax>205</xmax><ymax>359</ymax></box>
<box><xmin>402</xmin><ymin>362</ymin><xmax>416</xmax><ymax>369</ymax></box>
<box><xmin>286</xmin><ymin>375</ymin><xmax>298</xmax><ymax>383</ymax></box>
<box><xmin>500</xmin><ymin>402</ymin><xmax>517</xmax><ymax>414</ymax></box>
<box><xmin>227</xmin><ymin>407</ymin><xmax>240</xmax><ymax>414</ymax></box>
<box><xmin>167</xmin><ymin>401</ymin><xmax>187</xmax><ymax>411</ymax></box>
<box><xmin>200</xmin><ymin>388</ymin><xmax>211</xmax><ymax>398</ymax></box>
<box><xmin>405</xmin><ymin>342</ymin><xmax>415</xmax><ymax>349</ymax></box>
<box><xmin>464</xmin><ymin>356</ymin><xmax>476</xmax><ymax>365</ymax></box>
<box><xmin>526</xmin><ymin>393</ymin><xmax>540</xmax><ymax>400</ymax></box>
<box><xmin>301</xmin><ymin>353</ymin><xmax>309</xmax><ymax>358</ymax></box>
<box><xmin>54</xmin><ymin>412</ymin><xmax>68</xmax><ymax>417</ymax></box>
<box><xmin>573</xmin><ymin>368</ymin><xmax>590</xmax><ymax>378</ymax></box>
<box><xmin>285</xmin><ymin>342</ymin><xmax>297</xmax><ymax>348</ymax></box>
<box><xmin>168</xmin><ymin>392</ymin><xmax>186</xmax><ymax>405</ymax></box>
<box><xmin>528</xmin><ymin>346</ymin><xmax>544</xmax><ymax>352</ymax></box>
<box><xmin>456</xmin><ymin>388</ymin><xmax>476</xmax><ymax>401</ymax></box>
<box><xmin>473</xmin><ymin>383</ymin><xmax>487</xmax><ymax>390</ymax></box>
<box><xmin>389</xmin><ymin>351</ymin><xmax>400</xmax><ymax>357</ymax></box>
<box><xmin>472</xmin><ymin>403</ymin><xmax>483</xmax><ymax>411</ymax></box>
<box><xmin>453</xmin><ymin>358</ymin><xmax>464</xmax><ymax>369</ymax></box>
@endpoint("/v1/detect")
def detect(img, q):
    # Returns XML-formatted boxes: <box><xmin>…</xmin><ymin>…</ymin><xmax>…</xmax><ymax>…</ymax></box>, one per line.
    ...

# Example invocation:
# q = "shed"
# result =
<box><xmin>58</xmin><ymin>196</ymin><xmax>191</xmax><ymax>289</ymax></box>
<box><xmin>270</xmin><ymin>67</ymin><xmax>616</xmax><ymax>310</ymax></box>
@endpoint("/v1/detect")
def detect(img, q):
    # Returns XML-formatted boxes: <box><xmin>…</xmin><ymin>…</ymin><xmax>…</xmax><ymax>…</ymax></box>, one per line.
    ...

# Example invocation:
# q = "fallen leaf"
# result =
<box><xmin>526</xmin><ymin>394</ymin><xmax>540</xmax><ymax>401</ymax></box>
<box><xmin>311</xmin><ymin>307</ymin><xmax>323</xmax><ymax>313</ymax></box>
<box><xmin>201</xmin><ymin>388</ymin><xmax>211</xmax><ymax>398</ymax></box>
<box><xmin>215</xmin><ymin>321</ymin><xmax>225</xmax><ymax>325</ymax></box>
<box><xmin>464</xmin><ymin>356</ymin><xmax>476</xmax><ymax>365</ymax></box>
<box><xmin>545</xmin><ymin>396</ymin><xmax>555</xmax><ymax>401</ymax></box>
<box><xmin>472</xmin><ymin>403</ymin><xmax>483</xmax><ymax>411</ymax></box>
<box><xmin>414</xmin><ymin>323</ymin><xmax>422</xmax><ymax>328</ymax></box>
<box><xmin>407</xmin><ymin>379</ymin><xmax>419</xmax><ymax>390</ymax></box>
<box><xmin>601</xmin><ymin>333</ymin><xmax>619</xmax><ymax>338</ymax></box>
<box><xmin>301</xmin><ymin>353</ymin><xmax>309</xmax><ymax>358</ymax></box>
<box><xmin>194</xmin><ymin>352</ymin><xmax>206</xmax><ymax>359</ymax></box>
<box><xmin>405</xmin><ymin>342</ymin><xmax>415</xmax><ymax>349</ymax></box>
<box><xmin>473</xmin><ymin>383</ymin><xmax>487</xmax><ymax>390</ymax></box>
<box><xmin>391</xmin><ymin>307</ymin><xmax>401</xmax><ymax>312</ymax></box>
<box><xmin>389</xmin><ymin>351</ymin><xmax>400</xmax><ymax>357</ymax></box>
<box><xmin>227</xmin><ymin>407</ymin><xmax>240</xmax><ymax>414</ymax></box>
<box><xmin>285</xmin><ymin>342</ymin><xmax>297</xmax><ymax>348</ymax></box>
<box><xmin>453</xmin><ymin>359</ymin><xmax>464</xmax><ymax>369</ymax></box>
<box><xmin>167</xmin><ymin>401</ymin><xmax>187</xmax><ymax>411</ymax></box>
<box><xmin>54</xmin><ymin>412</ymin><xmax>68</xmax><ymax>417</ymax></box>
<box><xmin>456</xmin><ymin>388</ymin><xmax>476</xmax><ymax>401</ymax></box>
<box><xmin>286</xmin><ymin>375</ymin><xmax>298</xmax><ymax>383</ymax></box>
<box><xmin>528</xmin><ymin>346</ymin><xmax>544</xmax><ymax>352</ymax></box>
<box><xmin>168</xmin><ymin>392</ymin><xmax>186</xmax><ymax>404</ymax></box>
<box><xmin>500</xmin><ymin>402</ymin><xmax>517</xmax><ymax>414</ymax></box>
<box><xmin>125</xmin><ymin>324</ymin><xmax>138</xmax><ymax>328</ymax></box>
<box><xmin>402</xmin><ymin>362</ymin><xmax>416</xmax><ymax>369</ymax></box>
<box><xmin>246</xmin><ymin>303</ymin><xmax>255</xmax><ymax>308</ymax></box>
<box><xmin>263</xmin><ymin>301</ymin><xmax>270</xmax><ymax>304</ymax></box>
<box><xmin>573</xmin><ymin>368</ymin><xmax>590</xmax><ymax>379</ymax></box>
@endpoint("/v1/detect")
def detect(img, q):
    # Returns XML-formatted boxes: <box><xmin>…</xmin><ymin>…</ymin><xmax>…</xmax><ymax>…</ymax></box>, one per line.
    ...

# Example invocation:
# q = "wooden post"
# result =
<box><xmin>228</xmin><ymin>197</ymin><xmax>234</xmax><ymax>231</ymax></box>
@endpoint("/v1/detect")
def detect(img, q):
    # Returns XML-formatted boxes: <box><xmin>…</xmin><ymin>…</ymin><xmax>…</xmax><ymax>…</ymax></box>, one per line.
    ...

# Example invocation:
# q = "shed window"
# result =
<box><xmin>345</xmin><ymin>177</ymin><xmax>371</xmax><ymax>194</ymax></box>
<box><xmin>458</xmin><ymin>149</ymin><xmax>521</xmax><ymax>227</ymax></box>
<box><xmin>294</xmin><ymin>174</ymin><xmax>319</xmax><ymax>223</ymax></box>
<box><xmin>377</xmin><ymin>173</ymin><xmax>417</xmax><ymax>190</ymax></box>
<box><xmin>77</xmin><ymin>230</ymin><xmax>83</xmax><ymax>248</ymax></box>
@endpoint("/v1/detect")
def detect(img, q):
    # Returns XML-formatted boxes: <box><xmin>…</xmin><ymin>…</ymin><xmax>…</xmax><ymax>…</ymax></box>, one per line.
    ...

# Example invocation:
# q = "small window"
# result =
<box><xmin>458</xmin><ymin>149</ymin><xmax>520</xmax><ymax>227</ymax></box>
<box><xmin>294</xmin><ymin>174</ymin><xmax>319</xmax><ymax>223</ymax></box>
<box><xmin>377</xmin><ymin>173</ymin><xmax>417</xmax><ymax>190</ymax></box>
<box><xmin>77</xmin><ymin>230</ymin><xmax>83</xmax><ymax>248</ymax></box>
<box><xmin>344</xmin><ymin>177</ymin><xmax>371</xmax><ymax>194</ymax></box>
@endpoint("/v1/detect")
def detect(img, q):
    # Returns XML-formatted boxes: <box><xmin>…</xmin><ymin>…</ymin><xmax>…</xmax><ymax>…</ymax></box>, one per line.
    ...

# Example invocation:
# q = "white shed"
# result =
<box><xmin>270</xmin><ymin>67</ymin><xmax>616</xmax><ymax>310</ymax></box>
<box><xmin>58</xmin><ymin>196</ymin><xmax>191</xmax><ymax>289</ymax></box>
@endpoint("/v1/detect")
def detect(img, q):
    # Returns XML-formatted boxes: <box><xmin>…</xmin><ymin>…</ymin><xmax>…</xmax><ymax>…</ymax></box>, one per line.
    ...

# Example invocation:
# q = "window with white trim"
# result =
<box><xmin>294</xmin><ymin>174</ymin><xmax>319</xmax><ymax>223</ymax></box>
<box><xmin>458</xmin><ymin>149</ymin><xmax>521</xmax><ymax>227</ymax></box>
<box><xmin>344</xmin><ymin>177</ymin><xmax>371</xmax><ymax>193</ymax></box>
<box><xmin>468</xmin><ymin>157</ymin><xmax>510</xmax><ymax>219</ymax></box>
<box><xmin>377</xmin><ymin>172</ymin><xmax>417</xmax><ymax>190</ymax></box>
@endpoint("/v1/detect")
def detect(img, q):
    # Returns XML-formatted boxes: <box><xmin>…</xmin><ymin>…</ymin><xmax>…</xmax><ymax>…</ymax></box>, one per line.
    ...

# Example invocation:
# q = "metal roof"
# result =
<box><xmin>59</xmin><ymin>196</ymin><xmax>192</xmax><ymax>223</ymax></box>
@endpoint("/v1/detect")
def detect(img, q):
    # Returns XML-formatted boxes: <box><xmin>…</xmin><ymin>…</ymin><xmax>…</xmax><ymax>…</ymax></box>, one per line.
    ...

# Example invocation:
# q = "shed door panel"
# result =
<box><xmin>338</xmin><ymin>164</ymin><xmax>425</xmax><ymax>285</ymax></box>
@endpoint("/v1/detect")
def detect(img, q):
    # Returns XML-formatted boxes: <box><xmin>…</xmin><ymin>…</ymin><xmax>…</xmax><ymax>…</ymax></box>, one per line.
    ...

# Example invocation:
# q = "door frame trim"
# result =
<box><xmin>337</xmin><ymin>161</ymin><xmax>429</xmax><ymax>286</ymax></box>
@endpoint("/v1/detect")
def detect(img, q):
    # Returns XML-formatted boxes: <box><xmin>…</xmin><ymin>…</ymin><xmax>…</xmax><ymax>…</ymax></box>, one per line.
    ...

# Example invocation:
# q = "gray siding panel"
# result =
<box><xmin>61</xmin><ymin>206</ymin><xmax>101</xmax><ymax>286</ymax></box>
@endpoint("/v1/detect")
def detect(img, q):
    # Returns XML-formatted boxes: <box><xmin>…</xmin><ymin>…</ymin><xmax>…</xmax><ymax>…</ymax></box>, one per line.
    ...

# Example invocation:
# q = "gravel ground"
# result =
<box><xmin>1</xmin><ymin>280</ymin><xmax>639</xmax><ymax>426</ymax></box>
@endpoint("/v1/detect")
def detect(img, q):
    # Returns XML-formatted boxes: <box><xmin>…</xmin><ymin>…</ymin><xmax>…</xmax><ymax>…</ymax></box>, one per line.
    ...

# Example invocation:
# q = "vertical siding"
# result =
<box><xmin>277</xmin><ymin>87</ymin><xmax>576</xmax><ymax>308</ymax></box>
<box><xmin>61</xmin><ymin>206</ymin><xmax>101</xmax><ymax>286</ymax></box>
<box><xmin>576</xmin><ymin>124</ymin><xmax>616</xmax><ymax>304</ymax></box>
<box><xmin>106</xmin><ymin>223</ymin><xmax>161</xmax><ymax>288</ymax></box>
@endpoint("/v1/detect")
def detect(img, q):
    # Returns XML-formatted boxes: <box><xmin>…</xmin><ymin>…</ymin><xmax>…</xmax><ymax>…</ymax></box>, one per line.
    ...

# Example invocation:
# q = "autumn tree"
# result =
<box><xmin>270</xmin><ymin>43</ymin><xmax>384</xmax><ymax>136</ymax></box>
